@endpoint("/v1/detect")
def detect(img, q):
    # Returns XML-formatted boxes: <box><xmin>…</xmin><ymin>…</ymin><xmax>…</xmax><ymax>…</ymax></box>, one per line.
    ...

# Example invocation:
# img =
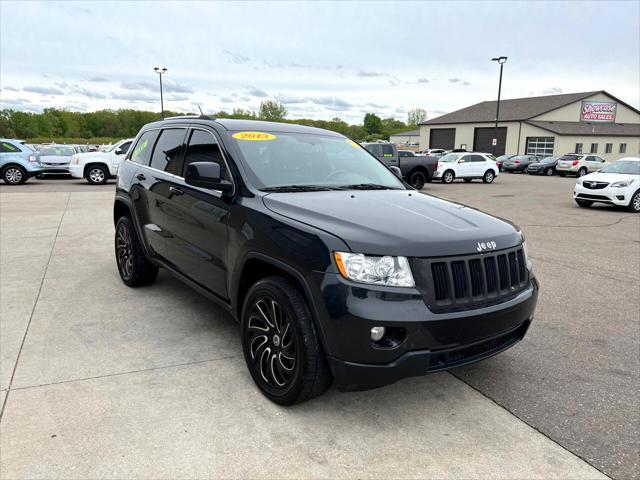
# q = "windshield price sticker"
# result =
<box><xmin>232</xmin><ymin>132</ymin><xmax>276</xmax><ymax>141</ymax></box>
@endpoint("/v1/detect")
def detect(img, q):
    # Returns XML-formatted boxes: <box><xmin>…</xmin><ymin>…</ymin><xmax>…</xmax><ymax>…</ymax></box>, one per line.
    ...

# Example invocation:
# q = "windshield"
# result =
<box><xmin>105</xmin><ymin>143</ymin><xmax>119</xmax><ymax>152</ymax></box>
<box><xmin>439</xmin><ymin>153</ymin><xmax>462</xmax><ymax>163</ymax></box>
<box><xmin>230</xmin><ymin>131</ymin><xmax>405</xmax><ymax>190</ymax></box>
<box><xmin>40</xmin><ymin>146</ymin><xmax>76</xmax><ymax>156</ymax></box>
<box><xmin>599</xmin><ymin>161</ymin><xmax>640</xmax><ymax>175</ymax></box>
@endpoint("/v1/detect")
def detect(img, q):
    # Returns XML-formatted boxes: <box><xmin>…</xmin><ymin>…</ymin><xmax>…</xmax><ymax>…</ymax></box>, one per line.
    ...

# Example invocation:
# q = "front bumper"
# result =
<box><xmin>41</xmin><ymin>163</ymin><xmax>70</xmax><ymax>174</ymax></box>
<box><xmin>68</xmin><ymin>164</ymin><xmax>84</xmax><ymax>178</ymax></box>
<box><xmin>574</xmin><ymin>184</ymin><xmax>630</xmax><ymax>206</ymax></box>
<box><xmin>312</xmin><ymin>271</ymin><xmax>538</xmax><ymax>390</ymax></box>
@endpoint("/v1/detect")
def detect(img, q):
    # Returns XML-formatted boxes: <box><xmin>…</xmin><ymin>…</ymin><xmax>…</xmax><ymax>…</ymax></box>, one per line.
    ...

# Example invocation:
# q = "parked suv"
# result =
<box><xmin>0</xmin><ymin>139</ymin><xmax>43</xmax><ymax>184</ymax></box>
<box><xmin>113</xmin><ymin>117</ymin><xmax>538</xmax><ymax>405</ymax></box>
<box><xmin>556</xmin><ymin>153</ymin><xmax>608</xmax><ymax>177</ymax></box>
<box><xmin>362</xmin><ymin>142</ymin><xmax>437</xmax><ymax>189</ymax></box>
<box><xmin>69</xmin><ymin>138</ymin><xmax>133</xmax><ymax>184</ymax></box>
<box><xmin>574</xmin><ymin>157</ymin><xmax>640</xmax><ymax>212</ymax></box>
<box><xmin>433</xmin><ymin>152</ymin><xmax>499</xmax><ymax>183</ymax></box>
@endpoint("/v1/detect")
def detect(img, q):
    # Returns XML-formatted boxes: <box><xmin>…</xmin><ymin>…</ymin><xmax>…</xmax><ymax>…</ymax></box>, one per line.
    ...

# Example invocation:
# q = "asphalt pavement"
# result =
<box><xmin>1</xmin><ymin>173</ymin><xmax>637</xmax><ymax>479</ymax></box>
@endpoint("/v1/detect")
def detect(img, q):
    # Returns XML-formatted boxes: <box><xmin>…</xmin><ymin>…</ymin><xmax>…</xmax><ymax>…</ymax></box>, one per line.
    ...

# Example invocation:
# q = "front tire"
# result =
<box><xmin>408</xmin><ymin>170</ymin><xmax>426</xmax><ymax>190</ymax></box>
<box><xmin>114</xmin><ymin>216</ymin><xmax>158</xmax><ymax>286</ymax></box>
<box><xmin>628</xmin><ymin>190</ymin><xmax>640</xmax><ymax>213</ymax></box>
<box><xmin>2</xmin><ymin>165</ymin><xmax>27</xmax><ymax>185</ymax></box>
<box><xmin>442</xmin><ymin>170</ymin><xmax>455</xmax><ymax>184</ymax></box>
<box><xmin>86</xmin><ymin>164</ymin><xmax>109</xmax><ymax>185</ymax></box>
<box><xmin>575</xmin><ymin>199</ymin><xmax>593</xmax><ymax>208</ymax></box>
<box><xmin>483</xmin><ymin>170</ymin><xmax>495</xmax><ymax>183</ymax></box>
<box><xmin>241</xmin><ymin>277</ymin><xmax>332</xmax><ymax>405</ymax></box>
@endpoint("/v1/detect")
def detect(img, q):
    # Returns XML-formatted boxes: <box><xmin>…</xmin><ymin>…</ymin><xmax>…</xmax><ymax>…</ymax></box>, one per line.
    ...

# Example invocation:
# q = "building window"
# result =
<box><xmin>575</xmin><ymin>143</ymin><xmax>583</xmax><ymax>154</ymax></box>
<box><xmin>526</xmin><ymin>137</ymin><xmax>554</xmax><ymax>157</ymax></box>
<box><xmin>620</xmin><ymin>143</ymin><xmax>627</xmax><ymax>154</ymax></box>
<box><xmin>590</xmin><ymin>143</ymin><xmax>598</xmax><ymax>153</ymax></box>
<box><xmin>605</xmin><ymin>143</ymin><xmax>613</xmax><ymax>154</ymax></box>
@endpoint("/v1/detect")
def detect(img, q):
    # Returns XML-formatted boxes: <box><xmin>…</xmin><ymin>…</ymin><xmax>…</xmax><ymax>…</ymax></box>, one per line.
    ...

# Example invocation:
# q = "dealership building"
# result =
<box><xmin>418</xmin><ymin>91</ymin><xmax>640</xmax><ymax>160</ymax></box>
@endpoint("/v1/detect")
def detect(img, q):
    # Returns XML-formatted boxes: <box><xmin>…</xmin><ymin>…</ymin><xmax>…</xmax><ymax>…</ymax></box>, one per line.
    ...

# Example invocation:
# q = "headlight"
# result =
<box><xmin>334</xmin><ymin>252</ymin><xmax>415</xmax><ymax>287</ymax></box>
<box><xmin>611</xmin><ymin>180</ymin><xmax>633</xmax><ymax>188</ymax></box>
<box><xmin>522</xmin><ymin>241</ymin><xmax>533</xmax><ymax>272</ymax></box>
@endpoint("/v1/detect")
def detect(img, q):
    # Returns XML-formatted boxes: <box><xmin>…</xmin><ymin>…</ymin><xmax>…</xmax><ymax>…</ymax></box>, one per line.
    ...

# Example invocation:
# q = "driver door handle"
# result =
<box><xmin>169</xmin><ymin>186</ymin><xmax>184</xmax><ymax>196</ymax></box>
<box><xmin>136</xmin><ymin>173</ymin><xmax>146</xmax><ymax>181</ymax></box>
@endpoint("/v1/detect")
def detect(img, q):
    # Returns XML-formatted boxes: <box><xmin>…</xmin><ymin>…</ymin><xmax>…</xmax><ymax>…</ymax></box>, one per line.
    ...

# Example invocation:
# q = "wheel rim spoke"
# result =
<box><xmin>246</xmin><ymin>295</ymin><xmax>297</xmax><ymax>390</ymax></box>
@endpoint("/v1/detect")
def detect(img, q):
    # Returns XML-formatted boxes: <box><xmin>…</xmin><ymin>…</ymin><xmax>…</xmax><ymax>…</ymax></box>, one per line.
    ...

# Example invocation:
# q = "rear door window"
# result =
<box><xmin>150</xmin><ymin>128</ymin><xmax>187</xmax><ymax>175</ymax></box>
<box><xmin>130</xmin><ymin>130</ymin><xmax>160</xmax><ymax>165</ymax></box>
<box><xmin>0</xmin><ymin>141</ymin><xmax>20</xmax><ymax>153</ymax></box>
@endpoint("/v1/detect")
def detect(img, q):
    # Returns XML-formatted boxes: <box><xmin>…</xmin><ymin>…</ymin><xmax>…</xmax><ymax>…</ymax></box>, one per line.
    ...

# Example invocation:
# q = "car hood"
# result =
<box><xmin>262</xmin><ymin>190</ymin><xmax>522</xmax><ymax>257</ymax></box>
<box><xmin>581</xmin><ymin>172</ymin><xmax>639</xmax><ymax>184</ymax></box>
<box><xmin>75</xmin><ymin>152</ymin><xmax>109</xmax><ymax>161</ymax></box>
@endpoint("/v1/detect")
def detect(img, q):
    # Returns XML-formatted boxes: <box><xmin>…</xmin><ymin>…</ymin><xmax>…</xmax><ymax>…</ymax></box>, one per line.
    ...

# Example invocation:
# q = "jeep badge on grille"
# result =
<box><xmin>476</xmin><ymin>241</ymin><xmax>497</xmax><ymax>252</ymax></box>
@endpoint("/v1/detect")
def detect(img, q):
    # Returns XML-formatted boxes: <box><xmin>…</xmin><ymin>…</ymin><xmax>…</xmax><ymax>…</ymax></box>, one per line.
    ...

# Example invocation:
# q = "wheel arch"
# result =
<box><xmin>113</xmin><ymin>196</ymin><xmax>153</xmax><ymax>258</ymax></box>
<box><xmin>83</xmin><ymin>161</ymin><xmax>109</xmax><ymax>178</ymax></box>
<box><xmin>1</xmin><ymin>162</ymin><xmax>27</xmax><ymax>172</ymax></box>
<box><xmin>232</xmin><ymin>252</ymin><xmax>332</xmax><ymax>355</ymax></box>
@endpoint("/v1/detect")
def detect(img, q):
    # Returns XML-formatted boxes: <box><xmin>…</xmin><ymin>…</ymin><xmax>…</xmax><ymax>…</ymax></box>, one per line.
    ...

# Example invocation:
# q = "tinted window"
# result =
<box><xmin>364</xmin><ymin>144</ymin><xmax>381</xmax><ymax>156</ymax></box>
<box><xmin>560</xmin><ymin>154</ymin><xmax>580</xmax><ymax>161</ymax></box>
<box><xmin>470</xmin><ymin>154</ymin><xmax>486</xmax><ymax>162</ymax></box>
<box><xmin>184</xmin><ymin>130</ymin><xmax>230</xmax><ymax>181</ymax></box>
<box><xmin>0</xmin><ymin>141</ymin><xmax>20</xmax><ymax>153</ymax></box>
<box><xmin>118</xmin><ymin>141</ymin><xmax>132</xmax><ymax>155</ymax></box>
<box><xmin>130</xmin><ymin>130</ymin><xmax>159</xmax><ymax>165</ymax></box>
<box><xmin>150</xmin><ymin>129</ymin><xmax>186</xmax><ymax>175</ymax></box>
<box><xmin>381</xmin><ymin>144</ymin><xmax>394</xmax><ymax>157</ymax></box>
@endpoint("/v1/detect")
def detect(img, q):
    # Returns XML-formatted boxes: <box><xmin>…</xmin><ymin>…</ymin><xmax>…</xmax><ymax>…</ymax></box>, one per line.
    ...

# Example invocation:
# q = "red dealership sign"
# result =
<box><xmin>580</xmin><ymin>101</ymin><xmax>617</xmax><ymax>122</ymax></box>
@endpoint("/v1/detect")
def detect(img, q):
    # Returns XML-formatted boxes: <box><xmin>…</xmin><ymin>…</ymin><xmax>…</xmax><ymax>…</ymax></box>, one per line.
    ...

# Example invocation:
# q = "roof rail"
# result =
<box><xmin>164</xmin><ymin>114</ymin><xmax>215</xmax><ymax>121</ymax></box>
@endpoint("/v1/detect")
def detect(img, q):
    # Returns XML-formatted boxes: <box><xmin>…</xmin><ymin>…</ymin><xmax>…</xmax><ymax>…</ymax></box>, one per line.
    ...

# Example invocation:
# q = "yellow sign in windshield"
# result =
<box><xmin>232</xmin><ymin>132</ymin><xmax>276</xmax><ymax>141</ymax></box>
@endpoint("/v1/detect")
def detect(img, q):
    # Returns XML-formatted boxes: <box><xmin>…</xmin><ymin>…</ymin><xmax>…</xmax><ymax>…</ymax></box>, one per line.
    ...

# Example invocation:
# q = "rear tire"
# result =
<box><xmin>86</xmin><ymin>164</ymin><xmax>109</xmax><ymax>185</ymax></box>
<box><xmin>575</xmin><ymin>199</ymin><xmax>592</xmax><ymax>208</ymax></box>
<box><xmin>114</xmin><ymin>216</ymin><xmax>158</xmax><ymax>286</ymax></box>
<box><xmin>442</xmin><ymin>170</ymin><xmax>455</xmax><ymax>184</ymax></box>
<box><xmin>408</xmin><ymin>170</ymin><xmax>426</xmax><ymax>190</ymax></box>
<box><xmin>483</xmin><ymin>170</ymin><xmax>495</xmax><ymax>183</ymax></box>
<box><xmin>1</xmin><ymin>165</ymin><xmax>27</xmax><ymax>185</ymax></box>
<box><xmin>241</xmin><ymin>276</ymin><xmax>332</xmax><ymax>405</ymax></box>
<box><xmin>545</xmin><ymin>168</ymin><xmax>554</xmax><ymax>176</ymax></box>
<box><xmin>628</xmin><ymin>190</ymin><xmax>640</xmax><ymax>213</ymax></box>
<box><xmin>578</xmin><ymin>167</ymin><xmax>587</xmax><ymax>177</ymax></box>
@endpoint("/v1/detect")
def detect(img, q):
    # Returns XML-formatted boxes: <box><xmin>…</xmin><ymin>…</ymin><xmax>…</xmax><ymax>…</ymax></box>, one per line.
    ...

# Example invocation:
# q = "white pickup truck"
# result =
<box><xmin>68</xmin><ymin>138</ymin><xmax>133</xmax><ymax>184</ymax></box>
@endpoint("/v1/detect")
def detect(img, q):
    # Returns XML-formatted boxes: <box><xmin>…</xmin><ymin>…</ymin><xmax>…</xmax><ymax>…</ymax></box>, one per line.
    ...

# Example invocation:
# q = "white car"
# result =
<box><xmin>68</xmin><ymin>138</ymin><xmax>133</xmax><ymax>184</ymax></box>
<box><xmin>433</xmin><ymin>152</ymin><xmax>499</xmax><ymax>184</ymax></box>
<box><xmin>574</xmin><ymin>157</ymin><xmax>640</xmax><ymax>212</ymax></box>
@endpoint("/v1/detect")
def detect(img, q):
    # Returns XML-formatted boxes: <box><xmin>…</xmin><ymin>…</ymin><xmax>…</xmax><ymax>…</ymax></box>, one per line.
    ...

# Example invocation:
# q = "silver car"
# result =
<box><xmin>38</xmin><ymin>145</ymin><xmax>77</xmax><ymax>175</ymax></box>
<box><xmin>556</xmin><ymin>154</ymin><xmax>608</xmax><ymax>177</ymax></box>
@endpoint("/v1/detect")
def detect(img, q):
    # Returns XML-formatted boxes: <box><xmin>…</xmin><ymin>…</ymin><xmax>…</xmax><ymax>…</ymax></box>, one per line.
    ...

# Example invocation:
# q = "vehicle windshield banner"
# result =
<box><xmin>580</xmin><ymin>101</ymin><xmax>617</xmax><ymax>122</ymax></box>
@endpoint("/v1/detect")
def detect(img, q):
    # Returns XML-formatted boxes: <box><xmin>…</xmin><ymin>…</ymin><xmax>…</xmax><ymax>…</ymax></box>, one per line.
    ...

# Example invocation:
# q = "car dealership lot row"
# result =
<box><xmin>0</xmin><ymin>176</ymin><xmax>637</xmax><ymax>479</ymax></box>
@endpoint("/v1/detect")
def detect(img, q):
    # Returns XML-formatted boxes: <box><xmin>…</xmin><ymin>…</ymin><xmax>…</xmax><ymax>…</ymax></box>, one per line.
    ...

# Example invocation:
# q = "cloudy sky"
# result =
<box><xmin>1</xmin><ymin>1</ymin><xmax>638</xmax><ymax>124</ymax></box>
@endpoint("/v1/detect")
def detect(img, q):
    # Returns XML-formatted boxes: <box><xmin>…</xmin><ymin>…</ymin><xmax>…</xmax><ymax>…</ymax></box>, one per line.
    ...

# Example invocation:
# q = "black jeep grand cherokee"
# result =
<box><xmin>114</xmin><ymin>117</ymin><xmax>538</xmax><ymax>405</ymax></box>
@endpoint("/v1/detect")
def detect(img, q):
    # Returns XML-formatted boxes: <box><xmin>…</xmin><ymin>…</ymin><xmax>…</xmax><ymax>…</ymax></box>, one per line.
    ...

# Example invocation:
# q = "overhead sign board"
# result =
<box><xmin>580</xmin><ymin>101</ymin><xmax>617</xmax><ymax>122</ymax></box>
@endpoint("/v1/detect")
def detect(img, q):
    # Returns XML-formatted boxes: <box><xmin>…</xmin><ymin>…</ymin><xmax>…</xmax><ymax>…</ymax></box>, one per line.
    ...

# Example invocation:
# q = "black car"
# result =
<box><xmin>526</xmin><ymin>156</ymin><xmax>559</xmax><ymax>176</ymax></box>
<box><xmin>501</xmin><ymin>155</ymin><xmax>542</xmax><ymax>173</ymax></box>
<box><xmin>113</xmin><ymin>117</ymin><xmax>538</xmax><ymax>405</ymax></box>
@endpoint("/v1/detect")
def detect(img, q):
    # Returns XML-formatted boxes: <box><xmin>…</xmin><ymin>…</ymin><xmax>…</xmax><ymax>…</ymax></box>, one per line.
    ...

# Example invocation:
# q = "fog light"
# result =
<box><xmin>370</xmin><ymin>326</ymin><xmax>386</xmax><ymax>341</ymax></box>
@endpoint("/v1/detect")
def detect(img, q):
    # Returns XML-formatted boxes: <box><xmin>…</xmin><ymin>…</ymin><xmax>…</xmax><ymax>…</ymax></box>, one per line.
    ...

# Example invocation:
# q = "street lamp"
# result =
<box><xmin>491</xmin><ymin>56</ymin><xmax>507</xmax><ymax>155</ymax></box>
<box><xmin>154</xmin><ymin>67</ymin><xmax>167</xmax><ymax>118</ymax></box>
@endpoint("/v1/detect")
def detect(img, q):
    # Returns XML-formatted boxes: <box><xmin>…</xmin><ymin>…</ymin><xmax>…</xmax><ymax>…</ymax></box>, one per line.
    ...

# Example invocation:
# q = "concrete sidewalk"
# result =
<box><xmin>0</xmin><ymin>188</ymin><xmax>607</xmax><ymax>479</ymax></box>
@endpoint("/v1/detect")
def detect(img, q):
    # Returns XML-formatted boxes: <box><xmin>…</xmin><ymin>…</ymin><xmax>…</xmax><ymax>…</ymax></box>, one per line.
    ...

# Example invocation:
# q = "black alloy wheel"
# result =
<box><xmin>114</xmin><ymin>216</ymin><xmax>158</xmax><ymax>286</ymax></box>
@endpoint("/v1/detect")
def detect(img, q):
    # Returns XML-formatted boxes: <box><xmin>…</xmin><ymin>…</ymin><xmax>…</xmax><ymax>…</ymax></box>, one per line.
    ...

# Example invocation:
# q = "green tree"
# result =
<box><xmin>363</xmin><ymin>113</ymin><xmax>382</xmax><ymax>135</ymax></box>
<box><xmin>381</xmin><ymin>117</ymin><xmax>407</xmax><ymax>139</ymax></box>
<box><xmin>407</xmin><ymin>108</ymin><xmax>428</xmax><ymax>126</ymax></box>
<box><xmin>258</xmin><ymin>100</ymin><xmax>287</xmax><ymax>121</ymax></box>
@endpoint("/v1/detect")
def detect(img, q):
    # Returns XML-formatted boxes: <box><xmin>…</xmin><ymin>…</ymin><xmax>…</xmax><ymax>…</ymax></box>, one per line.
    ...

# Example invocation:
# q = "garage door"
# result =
<box><xmin>429</xmin><ymin>128</ymin><xmax>455</xmax><ymax>149</ymax></box>
<box><xmin>473</xmin><ymin>127</ymin><xmax>507</xmax><ymax>155</ymax></box>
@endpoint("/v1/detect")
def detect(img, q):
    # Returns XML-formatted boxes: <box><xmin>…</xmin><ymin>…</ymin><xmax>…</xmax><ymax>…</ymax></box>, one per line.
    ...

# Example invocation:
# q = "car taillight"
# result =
<box><xmin>28</xmin><ymin>154</ymin><xmax>37</xmax><ymax>162</ymax></box>
<box><xmin>514</xmin><ymin>160</ymin><xmax>521</xmax><ymax>164</ymax></box>
<box><xmin>435</xmin><ymin>160</ymin><xmax>439</xmax><ymax>170</ymax></box>
<box><xmin>572</xmin><ymin>160</ymin><xmax>579</xmax><ymax>166</ymax></box>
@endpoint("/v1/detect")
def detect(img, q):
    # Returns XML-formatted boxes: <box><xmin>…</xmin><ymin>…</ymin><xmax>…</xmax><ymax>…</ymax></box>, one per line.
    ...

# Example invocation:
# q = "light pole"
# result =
<box><xmin>154</xmin><ymin>67</ymin><xmax>167</xmax><ymax>118</ymax></box>
<box><xmin>491</xmin><ymin>56</ymin><xmax>507</xmax><ymax>155</ymax></box>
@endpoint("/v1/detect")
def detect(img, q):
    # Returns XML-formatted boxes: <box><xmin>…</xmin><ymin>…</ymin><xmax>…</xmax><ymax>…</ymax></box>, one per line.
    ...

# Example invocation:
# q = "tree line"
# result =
<box><xmin>0</xmin><ymin>101</ymin><xmax>428</xmax><ymax>144</ymax></box>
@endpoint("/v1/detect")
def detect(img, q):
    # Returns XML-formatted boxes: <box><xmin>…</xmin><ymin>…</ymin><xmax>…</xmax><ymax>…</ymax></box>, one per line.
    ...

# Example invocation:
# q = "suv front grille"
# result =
<box><xmin>411</xmin><ymin>246</ymin><xmax>529</xmax><ymax>313</ymax></box>
<box><xmin>582</xmin><ymin>181</ymin><xmax>609</xmax><ymax>190</ymax></box>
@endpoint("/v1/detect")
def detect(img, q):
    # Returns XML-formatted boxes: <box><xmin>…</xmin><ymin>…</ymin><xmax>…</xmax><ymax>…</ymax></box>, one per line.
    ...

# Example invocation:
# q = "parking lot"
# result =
<box><xmin>1</xmin><ymin>173</ymin><xmax>638</xmax><ymax>479</ymax></box>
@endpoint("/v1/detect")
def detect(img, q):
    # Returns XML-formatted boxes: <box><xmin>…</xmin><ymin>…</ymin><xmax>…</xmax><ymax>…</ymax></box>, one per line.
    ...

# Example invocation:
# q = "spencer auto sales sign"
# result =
<box><xmin>580</xmin><ymin>101</ymin><xmax>617</xmax><ymax>122</ymax></box>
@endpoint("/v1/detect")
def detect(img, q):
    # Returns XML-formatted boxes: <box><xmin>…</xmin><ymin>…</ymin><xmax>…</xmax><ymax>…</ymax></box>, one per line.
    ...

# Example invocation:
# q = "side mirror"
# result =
<box><xmin>115</xmin><ymin>147</ymin><xmax>123</xmax><ymax>155</ymax></box>
<box><xmin>389</xmin><ymin>166</ymin><xmax>402</xmax><ymax>177</ymax></box>
<box><xmin>185</xmin><ymin>161</ymin><xmax>233</xmax><ymax>192</ymax></box>
<box><xmin>458</xmin><ymin>159</ymin><xmax>465</xmax><ymax>163</ymax></box>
